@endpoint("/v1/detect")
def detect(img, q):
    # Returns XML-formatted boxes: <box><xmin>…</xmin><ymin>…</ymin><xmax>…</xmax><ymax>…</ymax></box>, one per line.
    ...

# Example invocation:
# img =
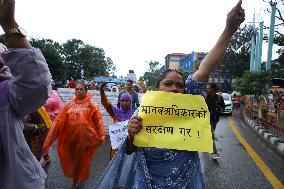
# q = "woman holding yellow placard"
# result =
<box><xmin>125</xmin><ymin>70</ymin><xmax>207</xmax><ymax>189</ymax></box>
<box><xmin>94</xmin><ymin>1</ymin><xmax>245</xmax><ymax>188</ymax></box>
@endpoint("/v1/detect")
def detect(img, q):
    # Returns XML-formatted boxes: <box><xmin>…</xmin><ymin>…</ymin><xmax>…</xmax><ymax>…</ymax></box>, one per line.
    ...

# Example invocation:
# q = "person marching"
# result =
<box><xmin>117</xmin><ymin>79</ymin><xmax>140</xmax><ymax>110</ymax></box>
<box><xmin>95</xmin><ymin>1</ymin><xmax>245</xmax><ymax>188</ymax></box>
<box><xmin>206</xmin><ymin>83</ymin><xmax>225</xmax><ymax>160</ymax></box>
<box><xmin>43</xmin><ymin>81</ymin><xmax>105</xmax><ymax>189</ymax></box>
<box><xmin>23</xmin><ymin>107</ymin><xmax>53</xmax><ymax>166</ymax></box>
<box><xmin>100</xmin><ymin>82</ymin><xmax>134</xmax><ymax>159</ymax></box>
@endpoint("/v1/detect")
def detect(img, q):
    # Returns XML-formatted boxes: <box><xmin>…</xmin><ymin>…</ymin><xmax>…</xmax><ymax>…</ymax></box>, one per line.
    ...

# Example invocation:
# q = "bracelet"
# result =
<box><xmin>34</xmin><ymin>124</ymin><xmax>39</xmax><ymax>130</ymax></box>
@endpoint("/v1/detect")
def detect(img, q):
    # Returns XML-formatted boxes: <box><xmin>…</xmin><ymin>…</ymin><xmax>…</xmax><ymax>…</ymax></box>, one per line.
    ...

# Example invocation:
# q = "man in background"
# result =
<box><xmin>117</xmin><ymin>79</ymin><xmax>140</xmax><ymax>110</ymax></box>
<box><xmin>206</xmin><ymin>83</ymin><xmax>225</xmax><ymax>160</ymax></box>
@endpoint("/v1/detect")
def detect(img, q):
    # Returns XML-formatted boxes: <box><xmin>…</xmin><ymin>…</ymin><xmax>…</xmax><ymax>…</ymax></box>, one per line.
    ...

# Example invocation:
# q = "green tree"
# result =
<box><xmin>62</xmin><ymin>39</ymin><xmax>116</xmax><ymax>80</ymax></box>
<box><xmin>0</xmin><ymin>35</ymin><xmax>116</xmax><ymax>81</ymax></box>
<box><xmin>264</xmin><ymin>34</ymin><xmax>284</xmax><ymax>78</ymax></box>
<box><xmin>274</xmin><ymin>35</ymin><xmax>284</xmax><ymax>75</ymax></box>
<box><xmin>30</xmin><ymin>38</ymin><xmax>65</xmax><ymax>81</ymax></box>
<box><xmin>92</xmin><ymin>47</ymin><xmax>116</xmax><ymax>77</ymax></box>
<box><xmin>62</xmin><ymin>39</ymin><xmax>87</xmax><ymax>80</ymax></box>
<box><xmin>270</xmin><ymin>58</ymin><xmax>284</xmax><ymax>78</ymax></box>
<box><xmin>141</xmin><ymin>61</ymin><xmax>161</xmax><ymax>90</ymax></box>
<box><xmin>274</xmin><ymin>35</ymin><xmax>284</xmax><ymax>47</ymax></box>
<box><xmin>105</xmin><ymin>57</ymin><xmax>116</xmax><ymax>76</ymax></box>
<box><xmin>179</xmin><ymin>69</ymin><xmax>191</xmax><ymax>81</ymax></box>
<box><xmin>221</xmin><ymin>25</ymin><xmax>252</xmax><ymax>79</ymax></box>
<box><xmin>233</xmin><ymin>71</ymin><xmax>269</xmax><ymax>95</ymax></box>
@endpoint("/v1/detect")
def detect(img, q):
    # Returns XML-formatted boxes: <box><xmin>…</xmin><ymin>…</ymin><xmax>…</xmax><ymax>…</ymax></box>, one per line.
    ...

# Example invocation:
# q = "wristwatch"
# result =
<box><xmin>5</xmin><ymin>26</ymin><xmax>27</xmax><ymax>38</ymax></box>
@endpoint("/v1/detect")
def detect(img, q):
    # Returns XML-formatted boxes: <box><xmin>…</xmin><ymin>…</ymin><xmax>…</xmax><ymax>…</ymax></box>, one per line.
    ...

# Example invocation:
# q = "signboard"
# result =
<box><xmin>109</xmin><ymin>120</ymin><xmax>129</xmax><ymax>149</ymax></box>
<box><xmin>134</xmin><ymin>91</ymin><xmax>213</xmax><ymax>152</ymax></box>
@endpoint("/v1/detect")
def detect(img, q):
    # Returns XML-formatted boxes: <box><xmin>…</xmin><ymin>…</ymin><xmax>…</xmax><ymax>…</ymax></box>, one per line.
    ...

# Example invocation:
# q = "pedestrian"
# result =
<box><xmin>117</xmin><ymin>79</ymin><xmax>140</xmax><ymax>110</ymax></box>
<box><xmin>68</xmin><ymin>78</ymin><xmax>76</xmax><ymax>88</ymax></box>
<box><xmin>100</xmin><ymin>82</ymin><xmax>134</xmax><ymax>159</ymax></box>
<box><xmin>44</xmin><ymin>88</ymin><xmax>63</xmax><ymax>122</ymax></box>
<box><xmin>43</xmin><ymin>81</ymin><xmax>106</xmax><ymax>189</ymax></box>
<box><xmin>232</xmin><ymin>93</ymin><xmax>241</xmax><ymax>108</ymax></box>
<box><xmin>133</xmin><ymin>84</ymin><xmax>141</xmax><ymax>93</ymax></box>
<box><xmin>41</xmin><ymin>88</ymin><xmax>63</xmax><ymax>166</ymax></box>
<box><xmin>206</xmin><ymin>83</ymin><xmax>225</xmax><ymax>160</ymax></box>
<box><xmin>23</xmin><ymin>107</ymin><xmax>53</xmax><ymax>166</ymax></box>
<box><xmin>0</xmin><ymin>0</ymin><xmax>52</xmax><ymax>188</ymax></box>
<box><xmin>88</xmin><ymin>82</ymin><xmax>96</xmax><ymax>90</ymax></box>
<box><xmin>94</xmin><ymin>1</ymin><xmax>245</xmax><ymax>188</ymax></box>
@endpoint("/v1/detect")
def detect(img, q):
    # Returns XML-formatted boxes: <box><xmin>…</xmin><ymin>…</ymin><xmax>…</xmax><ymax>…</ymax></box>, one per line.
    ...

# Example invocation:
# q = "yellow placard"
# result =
<box><xmin>134</xmin><ymin>91</ymin><xmax>213</xmax><ymax>152</ymax></box>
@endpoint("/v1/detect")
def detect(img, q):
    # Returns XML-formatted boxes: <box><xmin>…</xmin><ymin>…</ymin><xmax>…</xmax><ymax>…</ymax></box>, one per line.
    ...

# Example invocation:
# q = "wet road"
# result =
<box><xmin>200</xmin><ymin>110</ymin><xmax>284</xmax><ymax>189</ymax></box>
<box><xmin>45</xmin><ymin>110</ymin><xmax>284</xmax><ymax>189</ymax></box>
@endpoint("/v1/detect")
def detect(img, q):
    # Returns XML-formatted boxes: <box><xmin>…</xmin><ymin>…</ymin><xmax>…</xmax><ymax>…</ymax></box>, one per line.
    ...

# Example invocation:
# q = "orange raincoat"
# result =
<box><xmin>43</xmin><ymin>93</ymin><xmax>105</xmax><ymax>180</ymax></box>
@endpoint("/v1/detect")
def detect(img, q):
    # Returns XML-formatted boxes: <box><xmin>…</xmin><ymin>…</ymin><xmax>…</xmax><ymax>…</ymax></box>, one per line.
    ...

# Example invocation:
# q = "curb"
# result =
<box><xmin>242</xmin><ymin>112</ymin><xmax>284</xmax><ymax>158</ymax></box>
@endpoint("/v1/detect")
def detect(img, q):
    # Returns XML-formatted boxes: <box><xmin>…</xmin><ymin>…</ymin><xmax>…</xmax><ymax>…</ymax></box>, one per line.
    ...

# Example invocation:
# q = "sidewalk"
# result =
<box><xmin>241</xmin><ymin>109</ymin><xmax>284</xmax><ymax>158</ymax></box>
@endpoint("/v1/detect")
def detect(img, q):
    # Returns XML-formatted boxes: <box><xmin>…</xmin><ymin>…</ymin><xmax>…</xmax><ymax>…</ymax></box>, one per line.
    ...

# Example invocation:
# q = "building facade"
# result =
<box><xmin>165</xmin><ymin>52</ymin><xmax>207</xmax><ymax>71</ymax></box>
<box><xmin>165</xmin><ymin>52</ymin><xmax>229</xmax><ymax>90</ymax></box>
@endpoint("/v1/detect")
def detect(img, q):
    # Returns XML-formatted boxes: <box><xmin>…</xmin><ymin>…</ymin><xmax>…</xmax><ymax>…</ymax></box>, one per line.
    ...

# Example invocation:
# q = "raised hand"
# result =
<box><xmin>99</xmin><ymin>82</ymin><xmax>107</xmax><ymax>90</ymax></box>
<box><xmin>0</xmin><ymin>0</ymin><xmax>16</xmax><ymax>30</ymax></box>
<box><xmin>128</xmin><ymin>116</ymin><xmax>142</xmax><ymax>140</ymax></box>
<box><xmin>226</xmin><ymin>0</ymin><xmax>245</xmax><ymax>34</ymax></box>
<box><xmin>192</xmin><ymin>0</ymin><xmax>246</xmax><ymax>82</ymax></box>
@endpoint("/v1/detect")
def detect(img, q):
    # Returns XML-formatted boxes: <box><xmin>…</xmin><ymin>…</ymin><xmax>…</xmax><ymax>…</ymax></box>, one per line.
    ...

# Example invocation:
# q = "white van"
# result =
<box><xmin>221</xmin><ymin>93</ymin><xmax>232</xmax><ymax>115</ymax></box>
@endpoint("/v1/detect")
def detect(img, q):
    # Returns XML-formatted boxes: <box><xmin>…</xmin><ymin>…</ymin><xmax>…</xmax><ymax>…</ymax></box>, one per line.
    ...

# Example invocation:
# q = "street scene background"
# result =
<box><xmin>43</xmin><ymin>90</ymin><xmax>284</xmax><ymax>189</ymax></box>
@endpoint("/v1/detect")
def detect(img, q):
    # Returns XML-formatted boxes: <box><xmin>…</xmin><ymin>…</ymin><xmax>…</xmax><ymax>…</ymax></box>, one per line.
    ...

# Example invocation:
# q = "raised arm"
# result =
<box><xmin>0</xmin><ymin>0</ymin><xmax>31</xmax><ymax>48</ymax></box>
<box><xmin>192</xmin><ymin>0</ymin><xmax>245</xmax><ymax>82</ymax></box>
<box><xmin>0</xmin><ymin>0</ymin><xmax>52</xmax><ymax>116</ymax></box>
<box><xmin>99</xmin><ymin>82</ymin><xmax>118</xmax><ymax>119</ymax></box>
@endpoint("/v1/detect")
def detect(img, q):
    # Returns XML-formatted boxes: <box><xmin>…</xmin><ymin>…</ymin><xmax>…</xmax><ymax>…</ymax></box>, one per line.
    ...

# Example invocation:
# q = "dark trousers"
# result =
<box><xmin>211</xmin><ymin>121</ymin><xmax>218</xmax><ymax>154</ymax></box>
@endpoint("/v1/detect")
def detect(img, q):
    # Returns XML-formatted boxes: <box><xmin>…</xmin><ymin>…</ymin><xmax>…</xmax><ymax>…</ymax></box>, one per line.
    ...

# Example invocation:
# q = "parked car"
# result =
<box><xmin>221</xmin><ymin>93</ymin><xmax>232</xmax><ymax>115</ymax></box>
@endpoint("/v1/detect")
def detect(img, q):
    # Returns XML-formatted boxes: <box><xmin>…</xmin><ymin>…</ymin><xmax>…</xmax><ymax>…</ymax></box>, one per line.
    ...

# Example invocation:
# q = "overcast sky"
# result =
<box><xmin>10</xmin><ymin>0</ymin><xmax>281</xmax><ymax>78</ymax></box>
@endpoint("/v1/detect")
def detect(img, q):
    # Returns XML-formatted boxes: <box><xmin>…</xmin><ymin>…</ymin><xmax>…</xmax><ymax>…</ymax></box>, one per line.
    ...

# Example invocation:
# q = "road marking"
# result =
<box><xmin>228</xmin><ymin>117</ymin><xmax>284</xmax><ymax>189</ymax></box>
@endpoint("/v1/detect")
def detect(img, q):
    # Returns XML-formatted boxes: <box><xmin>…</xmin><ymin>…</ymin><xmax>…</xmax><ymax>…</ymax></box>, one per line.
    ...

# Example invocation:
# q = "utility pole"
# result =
<box><xmin>255</xmin><ymin>28</ymin><xmax>260</xmax><ymax>71</ymax></box>
<box><xmin>250</xmin><ymin>14</ymin><xmax>256</xmax><ymax>71</ymax></box>
<box><xmin>257</xmin><ymin>21</ymin><xmax>264</xmax><ymax>71</ymax></box>
<box><xmin>266</xmin><ymin>2</ymin><xmax>276</xmax><ymax>70</ymax></box>
<box><xmin>254</xmin><ymin>21</ymin><xmax>264</xmax><ymax>71</ymax></box>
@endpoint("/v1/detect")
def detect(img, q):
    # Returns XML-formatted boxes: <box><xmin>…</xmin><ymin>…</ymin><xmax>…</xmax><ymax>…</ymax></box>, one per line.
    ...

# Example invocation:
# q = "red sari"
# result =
<box><xmin>43</xmin><ymin>93</ymin><xmax>105</xmax><ymax>180</ymax></box>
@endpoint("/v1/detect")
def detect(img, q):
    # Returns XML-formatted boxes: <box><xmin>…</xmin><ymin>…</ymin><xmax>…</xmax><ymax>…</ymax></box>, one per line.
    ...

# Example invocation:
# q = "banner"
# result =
<box><xmin>109</xmin><ymin>120</ymin><xmax>129</xmax><ymax>149</ymax></box>
<box><xmin>134</xmin><ymin>91</ymin><xmax>213</xmax><ymax>152</ymax></box>
<box><xmin>57</xmin><ymin>88</ymin><xmax>142</xmax><ymax>135</ymax></box>
<box><xmin>57</xmin><ymin>88</ymin><xmax>142</xmax><ymax>114</ymax></box>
